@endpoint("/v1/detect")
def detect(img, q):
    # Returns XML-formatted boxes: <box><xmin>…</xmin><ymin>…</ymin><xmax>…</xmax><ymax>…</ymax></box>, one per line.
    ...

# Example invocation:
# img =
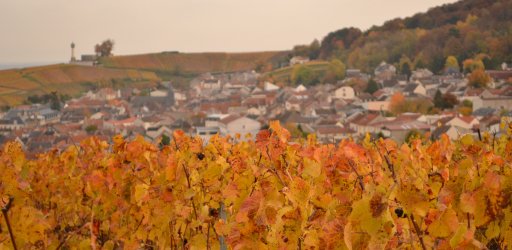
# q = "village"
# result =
<box><xmin>1</xmin><ymin>56</ymin><xmax>512</xmax><ymax>156</ymax></box>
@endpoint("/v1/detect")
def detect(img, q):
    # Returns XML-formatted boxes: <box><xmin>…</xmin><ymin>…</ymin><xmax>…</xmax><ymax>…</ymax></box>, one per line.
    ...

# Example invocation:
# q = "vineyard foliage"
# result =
<box><xmin>1</xmin><ymin>121</ymin><xmax>512</xmax><ymax>249</ymax></box>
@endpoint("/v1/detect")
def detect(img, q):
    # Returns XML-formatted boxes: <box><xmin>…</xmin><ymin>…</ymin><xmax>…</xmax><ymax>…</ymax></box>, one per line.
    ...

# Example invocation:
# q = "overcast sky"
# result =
<box><xmin>0</xmin><ymin>0</ymin><xmax>457</xmax><ymax>65</ymax></box>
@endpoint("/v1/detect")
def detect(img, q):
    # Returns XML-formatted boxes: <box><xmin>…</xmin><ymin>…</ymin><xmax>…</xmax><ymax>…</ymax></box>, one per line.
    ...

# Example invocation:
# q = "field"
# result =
<box><xmin>0</xmin><ymin>64</ymin><xmax>160</xmax><ymax>106</ymax></box>
<box><xmin>263</xmin><ymin>61</ymin><xmax>330</xmax><ymax>84</ymax></box>
<box><xmin>100</xmin><ymin>51</ymin><xmax>289</xmax><ymax>74</ymax></box>
<box><xmin>1</xmin><ymin>122</ymin><xmax>511</xmax><ymax>249</ymax></box>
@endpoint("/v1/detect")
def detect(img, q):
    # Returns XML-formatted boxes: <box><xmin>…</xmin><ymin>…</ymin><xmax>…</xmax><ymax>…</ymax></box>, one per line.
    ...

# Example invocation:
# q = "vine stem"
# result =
<box><xmin>410</xmin><ymin>214</ymin><xmax>426</xmax><ymax>250</ymax></box>
<box><xmin>1</xmin><ymin>197</ymin><xmax>18</xmax><ymax>250</ymax></box>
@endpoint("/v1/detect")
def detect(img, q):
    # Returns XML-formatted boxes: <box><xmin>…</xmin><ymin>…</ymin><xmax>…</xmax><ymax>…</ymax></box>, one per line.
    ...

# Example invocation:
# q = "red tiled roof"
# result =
<box><xmin>350</xmin><ymin>113</ymin><xmax>380</xmax><ymax>126</ymax></box>
<box><xmin>381</xmin><ymin>121</ymin><xmax>431</xmax><ymax>131</ymax></box>
<box><xmin>316</xmin><ymin>126</ymin><xmax>354</xmax><ymax>135</ymax></box>
<box><xmin>219</xmin><ymin>115</ymin><xmax>241</xmax><ymax>125</ymax></box>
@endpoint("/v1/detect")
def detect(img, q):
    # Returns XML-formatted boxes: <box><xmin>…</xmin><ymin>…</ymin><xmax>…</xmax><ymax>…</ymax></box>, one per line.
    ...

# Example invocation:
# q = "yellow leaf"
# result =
<box><xmin>134</xmin><ymin>184</ymin><xmax>149</xmax><ymax>203</ymax></box>
<box><xmin>449</xmin><ymin>224</ymin><xmax>468</xmax><ymax>248</ymax></box>
<box><xmin>303</xmin><ymin>158</ymin><xmax>321</xmax><ymax>178</ymax></box>
<box><xmin>304</xmin><ymin>229</ymin><xmax>319</xmax><ymax>247</ymax></box>
<box><xmin>460</xmin><ymin>192</ymin><xmax>476</xmax><ymax>214</ymax></box>
<box><xmin>485</xmin><ymin>221</ymin><xmax>500</xmax><ymax>240</ymax></box>
<box><xmin>428</xmin><ymin>208</ymin><xmax>459</xmax><ymax>238</ymax></box>
<box><xmin>184</xmin><ymin>188</ymin><xmax>196</xmax><ymax>199</ymax></box>
<box><xmin>460</xmin><ymin>134</ymin><xmax>474</xmax><ymax>145</ymax></box>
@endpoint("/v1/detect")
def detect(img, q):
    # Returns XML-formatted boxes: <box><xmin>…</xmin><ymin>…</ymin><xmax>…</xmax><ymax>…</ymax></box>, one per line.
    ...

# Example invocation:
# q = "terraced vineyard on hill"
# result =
<box><xmin>0</xmin><ymin>64</ymin><xmax>159</xmax><ymax>106</ymax></box>
<box><xmin>100</xmin><ymin>51</ymin><xmax>288</xmax><ymax>74</ymax></box>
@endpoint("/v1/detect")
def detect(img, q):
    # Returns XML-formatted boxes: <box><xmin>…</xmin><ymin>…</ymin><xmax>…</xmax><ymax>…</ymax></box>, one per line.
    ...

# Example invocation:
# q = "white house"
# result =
<box><xmin>200</xmin><ymin>79</ymin><xmax>221</xmax><ymax>90</ymax></box>
<box><xmin>264</xmin><ymin>82</ymin><xmax>280</xmax><ymax>91</ymax></box>
<box><xmin>195</xmin><ymin>126</ymin><xmax>220</xmax><ymax>143</ymax></box>
<box><xmin>150</xmin><ymin>90</ymin><xmax>168</xmax><ymax>97</ymax></box>
<box><xmin>290</xmin><ymin>56</ymin><xmax>310</xmax><ymax>66</ymax></box>
<box><xmin>205</xmin><ymin>114</ymin><xmax>230</xmax><ymax>128</ymax></box>
<box><xmin>403</xmin><ymin>83</ymin><xmax>427</xmax><ymax>96</ymax></box>
<box><xmin>218</xmin><ymin>115</ymin><xmax>261</xmax><ymax>140</ymax></box>
<box><xmin>295</xmin><ymin>84</ymin><xmax>307</xmax><ymax>92</ymax></box>
<box><xmin>333</xmin><ymin>86</ymin><xmax>355</xmax><ymax>100</ymax></box>
<box><xmin>443</xmin><ymin>116</ymin><xmax>479</xmax><ymax>130</ymax></box>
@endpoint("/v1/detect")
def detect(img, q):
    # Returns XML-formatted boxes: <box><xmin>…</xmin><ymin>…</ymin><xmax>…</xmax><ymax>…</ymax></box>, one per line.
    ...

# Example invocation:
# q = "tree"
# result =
<box><xmin>365</xmin><ymin>79</ymin><xmax>380</xmax><ymax>94</ymax></box>
<box><xmin>413</xmin><ymin>54</ymin><xmax>426</xmax><ymax>69</ymax></box>
<box><xmin>309</xmin><ymin>39</ymin><xmax>321</xmax><ymax>60</ymax></box>
<box><xmin>433</xmin><ymin>90</ymin><xmax>444</xmax><ymax>109</ymax></box>
<box><xmin>323</xmin><ymin>59</ymin><xmax>346</xmax><ymax>83</ymax></box>
<box><xmin>159</xmin><ymin>134</ymin><xmax>171</xmax><ymax>149</ymax></box>
<box><xmin>434</xmin><ymin>90</ymin><xmax>458</xmax><ymax>110</ymax></box>
<box><xmin>291</xmin><ymin>65</ymin><xmax>318</xmax><ymax>86</ymax></box>
<box><xmin>442</xmin><ymin>92</ymin><xmax>459</xmax><ymax>109</ymax></box>
<box><xmin>463</xmin><ymin>59</ymin><xmax>485</xmax><ymax>74</ymax></box>
<box><xmin>85</xmin><ymin>125</ymin><xmax>98</xmax><ymax>134</ymax></box>
<box><xmin>445</xmin><ymin>55</ymin><xmax>460</xmax><ymax>74</ymax></box>
<box><xmin>399</xmin><ymin>55</ymin><xmax>413</xmax><ymax>78</ymax></box>
<box><xmin>95</xmin><ymin>39</ymin><xmax>115</xmax><ymax>57</ymax></box>
<box><xmin>468</xmin><ymin>69</ymin><xmax>490</xmax><ymax>88</ymax></box>
<box><xmin>389</xmin><ymin>92</ymin><xmax>406</xmax><ymax>115</ymax></box>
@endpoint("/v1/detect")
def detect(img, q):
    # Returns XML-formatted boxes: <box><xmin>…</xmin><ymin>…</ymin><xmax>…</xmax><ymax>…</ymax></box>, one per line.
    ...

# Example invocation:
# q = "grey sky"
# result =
<box><xmin>0</xmin><ymin>0</ymin><xmax>457</xmax><ymax>64</ymax></box>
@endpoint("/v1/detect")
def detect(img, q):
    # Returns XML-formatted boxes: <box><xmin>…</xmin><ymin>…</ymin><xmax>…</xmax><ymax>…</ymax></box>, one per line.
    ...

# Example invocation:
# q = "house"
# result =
<box><xmin>348</xmin><ymin>113</ymin><xmax>387</xmax><ymax>135</ymax></box>
<box><xmin>478</xmin><ymin>116</ymin><xmax>501</xmax><ymax>133</ymax></box>
<box><xmin>97</xmin><ymin>88</ymin><xmax>118</xmax><ymax>101</ymax></box>
<box><xmin>205</xmin><ymin>114</ymin><xmax>229</xmax><ymax>128</ymax></box>
<box><xmin>472</xmin><ymin>107</ymin><xmax>496</xmax><ymax>119</ymax></box>
<box><xmin>440</xmin><ymin>115</ymin><xmax>479</xmax><ymax>130</ymax></box>
<box><xmin>285</xmin><ymin>96</ymin><xmax>302</xmax><ymax>111</ymax></box>
<box><xmin>362</xmin><ymin>101</ymin><xmax>390</xmax><ymax>112</ymax></box>
<box><xmin>218</xmin><ymin>115</ymin><xmax>261</xmax><ymax>140</ymax></box>
<box><xmin>200</xmin><ymin>79</ymin><xmax>221</xmax><ymax>90</ymax></box>
<box><xmin>402</xmin><ymin>83</ymin><xmax>427</xmax><ymax>97</ymax></box>
<box><xmin>411</xmin><ymin>68</ymin><xmax>434</xmax><ymax>80</ymax></box>
<box><xmin>380</xmin><ymin>120</ymin><xmax>431</xmax><ymax>142</ymax></box>
<box><xmin>486</xmin><ymin>70</ymin><xmax>512</xmax><ymax>83</ymax></box>
<box><xmin>333</xmin><ymin>86</ymin><xmax>355</xmax><ymax>100</ymax></box>
<box><xmin>431</xmin><ymin>125</ymin><xmax>459</xmax><ymax>140</ymax></box>
<box><xmin>145</xmin><ymin>125</ymin><xmax>173</xmax><ymax>142</ymax></box>
<box><xmin>374</xmin><ymin>61</ymin><xmax>396</xmax><ymax>81</ymax></box>
<box><xmin>346</xmin><ymin>69</ymin><xmax>362</xmax><ymax>78</ymax></box>
<box><xmin>150</xmin><ymin>89</ymin><xmax>168</xmax><ymax>97</ymax></box>
<box><xmin>264</xmin><ymin>82</ymin><xmax>280</xmax><ymax>91</ymax></box>
<box><xmin>315</xmin><ymin>125</ymin><xmax>355</xmax><ymax>143</ymax></box>
<box><xmin>480</xmin><ymin>96</ymin><xmax>512</xmax><ymax>111</ymax></box>
<box><xmin>294</xmin><ymin>84</ymin><xmax>308</xmax><ymax>92</ymax></box>
<box><xmin>290</xmin><ymin>56</ymin><xmax>310</xmax><ymax>66</ymax></box>
<box><xmin>275</xmin><ymin>111</ymin><xmax>316</xmax><ymax>127</ymax></box>
<box><xmin>0</xmin><ymin>117</ymin><xmax>25</xmax><ymax>131</ymax></box>
<box><xmin>194</xmin><ymin>126</ymin><xmax>220</xmax><ymax>143</ymax></box>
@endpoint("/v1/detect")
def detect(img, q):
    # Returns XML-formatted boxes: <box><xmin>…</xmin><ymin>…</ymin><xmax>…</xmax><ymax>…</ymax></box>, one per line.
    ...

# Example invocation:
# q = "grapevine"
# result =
<box><xmin>1</xmin><ymin>121</ymin><xmax>512</xmax><ymax>249</ymax></box>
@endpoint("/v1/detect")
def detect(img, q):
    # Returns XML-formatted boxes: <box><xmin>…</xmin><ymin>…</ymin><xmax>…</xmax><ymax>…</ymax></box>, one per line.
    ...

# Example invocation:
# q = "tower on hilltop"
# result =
<box><xmin>70</xmin><ymin>42</ymin><xmax>76</xmax><ymax>62</ymax></box>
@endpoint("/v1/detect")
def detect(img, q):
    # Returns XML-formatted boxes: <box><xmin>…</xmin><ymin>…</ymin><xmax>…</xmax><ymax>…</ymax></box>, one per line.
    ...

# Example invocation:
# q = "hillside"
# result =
<box><xmin>263</xmin><ymin>61</ymin><xmax>330</xmax><ymax>84</ymax></box>
<box><xmin>0</xmin><ymin>64</ymin><xmax>159</xmax><ymax>106</ymax></box>
<box><xmin>101</xmin><ymin>51</ymin><xmax>289</xmax><ymax>74</ymax></box>
<box><xmin>311</xmin><ymin>0</ymin><xmax>512</xmax><ymax>73</ymax></box>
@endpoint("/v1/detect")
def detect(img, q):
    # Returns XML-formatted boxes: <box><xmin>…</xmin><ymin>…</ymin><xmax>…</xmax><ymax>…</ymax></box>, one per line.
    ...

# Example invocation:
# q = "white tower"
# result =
<box><xmin>70</xmin><ymin>42</ymin><xmax>76</xmax><ymax>62</ymax></box>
